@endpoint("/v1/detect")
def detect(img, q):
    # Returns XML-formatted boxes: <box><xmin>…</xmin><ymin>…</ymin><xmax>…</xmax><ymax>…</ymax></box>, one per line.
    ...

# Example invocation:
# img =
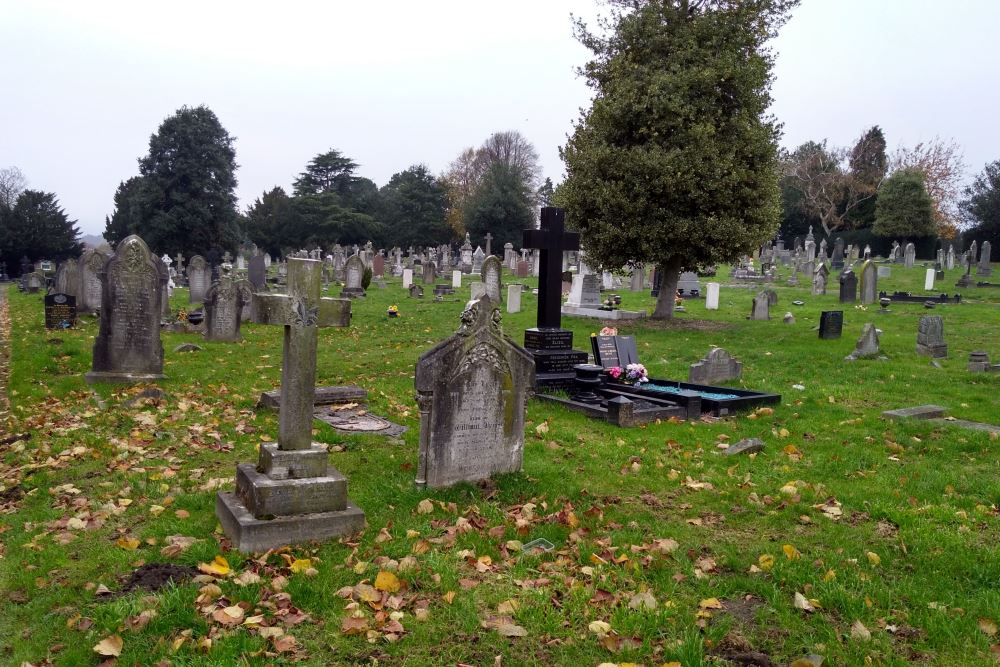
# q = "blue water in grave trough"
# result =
<box><xmin>641</xmin><ymin>383</ymin><xmax>740</xmax><ymax>401</ymax></box>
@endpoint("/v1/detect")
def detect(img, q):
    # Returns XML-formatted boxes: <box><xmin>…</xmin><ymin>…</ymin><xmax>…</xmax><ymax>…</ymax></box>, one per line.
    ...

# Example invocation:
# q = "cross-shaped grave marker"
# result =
<box><xmin>523</xmin><ymin>207</ymin><xmax>580</xmax><ymax>329</ymax></box>
<box><xmin>216</xmin><ymin>258</ymin><xmax>362</xmax><ymax>552</ymax></box>
<box><xmin>484</xmin><ymin>232</ymin><xmax>493</xmax><ymax>257</ymax></box>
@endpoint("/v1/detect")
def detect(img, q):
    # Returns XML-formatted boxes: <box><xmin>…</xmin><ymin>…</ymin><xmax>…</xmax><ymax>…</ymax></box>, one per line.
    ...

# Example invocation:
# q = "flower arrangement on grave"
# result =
<box><xmin>387</xmin><ymin>304</ymin><xmax>399</xmax><ymax>318</ymax></box>
<box><xmin>177</xmin><ymin>308</ymin><xmax>188</xmax><ymax>322</ymax></box>
<box><xmin>607</xmin><ymin>363</ymin><xmax>649</xmax><ymax>386</ymax></box>
<box><xmin>599</xmin><ymin>327</ymin><xmax>618</xmax><ymax>336</ymax></box>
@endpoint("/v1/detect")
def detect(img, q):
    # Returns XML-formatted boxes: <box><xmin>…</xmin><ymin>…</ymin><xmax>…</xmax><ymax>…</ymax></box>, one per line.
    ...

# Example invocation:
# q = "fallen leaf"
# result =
<box><xmin>628</xmin><ymin>591</ymin><xmax>657</xmax><ymax>610</ymax></box>
<box><xmin>794</xmin><ymin>592</ymin><xmax>815</xmax><ymax>613</ymax></box>
<box><xmin>783</xmin><ymin>544</ymin><xmax>801</xmax><ymax>560</ymax></box>
<box><xmin>289</xmin><ymin>558</ymin><xmax>312</xmax><ymax>574</ymax></box>
<box><xmin>374</xmin><ymin>570</ymin><xmax>401</xmax><ymax>593</ymax></box>
<box><xmin>93</xmin><ymin>635</ymin><xmax>123</xmax><ymax>657</ymax></box>
<box><xmin>496</xmin><ymin>623</ymin><xmax>528</xmax><ymax>637</ymax></box>
<box><xmin>116</xmin><ymin>536</ymin><xmax>140</xmax><ymax>550</ymax></box>
<box><xmin>851</xmin><ymin>620</ymin><xmax>872</xmax><ymax>641</ymax></box>
<box><xmin>866</xmin><ymin>551</ymin><xmax>881</xmax><ymax>567</ymax></box>
<box><xmin>198</xmin><ymin>555</ymin><xmax>231</xmax><ymax>577</ymax></box>
<box><xmin>416</xmin><ymin>499</ymin><xmax>434</xmax><ymax>514</ymax></box>
<box><xmin>588</xmin><ymin>620</ymin><xmax>612</xmax><ymax>637</ymax></box>
<box><xmin>979</xmin><ymin>617</ymin><xmax>998</xmax><ymax>636</ymax></box>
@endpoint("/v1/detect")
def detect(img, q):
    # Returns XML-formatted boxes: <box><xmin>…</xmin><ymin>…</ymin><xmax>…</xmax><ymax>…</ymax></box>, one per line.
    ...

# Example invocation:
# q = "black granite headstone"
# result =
<box><xmin>248</xmin><ymin>254</ymin><xmax>266</xmax><ymax>290</ymax></box>
<box><xmin>839</xmin><ymin>269</ymin><xmax>857</xmax><ymax>303</ymax></box>
<box><xmin>819</xmin><ymin>311</ymin><xmax>844</xmax><ymax>339</ymax></box>
<box><xmin>44</xmin><ymin>293</ymin><xmax>77</xmax><ymax>329</ymax></box>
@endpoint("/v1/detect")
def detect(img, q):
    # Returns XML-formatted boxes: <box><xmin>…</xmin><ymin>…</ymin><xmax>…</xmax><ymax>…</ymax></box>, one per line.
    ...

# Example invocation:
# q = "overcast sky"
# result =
<box><xmin>3</xmin><ymin>0</ymin><xmax>998</xmax><ymax>236</ymax></box>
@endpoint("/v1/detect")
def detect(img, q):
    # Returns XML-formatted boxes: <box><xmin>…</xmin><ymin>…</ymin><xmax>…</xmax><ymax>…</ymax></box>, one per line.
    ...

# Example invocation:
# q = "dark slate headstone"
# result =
<box><xmin>372</xmin><ymin>254</ymin><xmax>385</xmax><ymax>278</ymax></box>
<box><xmin>248</xmin><ymin>254</ymin><xmax>266</xmax><ymax>290</ymax></box>
<box><xmin>415</xmin><ymin>295</ymin><xmax>535</xmax><ymax>488</ymax></box>
<box><xmin>819</xmin><ymin>311</ymin><xmax>844</xmax><ymax>340</ymax></box>
<box><xmin>839</xmin><ymin>269</ymin><xmax>858</xmax><ymax>303</ymax></box>
<box><xmin>591</xmin><ymin>335</ymin><xmax>621</xmax><ymax>369</ymax></box>
<box><xmin>44</xmin><ymin>293</ymin><xmax>77</xmax><ymax>329</ymax></box>
<box><xmin>86</xmin><ymin>235</ymin><xmax>165</xmax><ymax>383</ymax></box>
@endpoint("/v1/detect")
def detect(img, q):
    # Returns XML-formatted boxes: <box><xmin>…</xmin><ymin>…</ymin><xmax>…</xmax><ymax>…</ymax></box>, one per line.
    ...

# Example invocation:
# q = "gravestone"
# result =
<box><xmin>749</xmin><ymin>291</ymin><xmax>770</xmax><ymax>320</ymax></box>
<box><xmin>629</xmin><ymin>264</ymin><xmax>645</xmax><ymax>291</ymax></box>
<box><xmin>946</xmin><ymin>244</ymin><xmax>956</xmax><ymax>270</ymax></box>
<box><xmin>904</xmin><ymin>243</ymin><xmax>916</xmax><ymax>268</ymax></box>
<box><xmin>187</xmin><ymin>255</ymin><xmax>211</xmax><ymax>304</ymax></box>
<box><xmin>403</xmin><ymin>268</ymin><xmax>414</xmax><ymax>289</ymax></box>
<box><xmin>80</xmin><ymin>248</ymin><xmax>109</xmax><ymax>313</ymax></box>
<box><xmin>422</xmin><ymin>260</ymin><xmax>437</xmax><ymax>285</ymax></box>
<box><xmin>516</xmin><ymin>260</ymin><xmax>530</xmax><ymax>278</ymax></box>
<box><xmin>503</xmin><ymin>242</ymin><xmax>515</xmax><ymax>267</ymax></box>
<box><xmin>819</xmin><ymin>311</ymin><xmax>844</xmax><ymax>339</ymax></box>
<box><xmin>86</xmin><ymin>235</ymin><xmax>165</xmax><ymax>383</ymax></box>
<box><xmin>44</xmin><ymin>293</ymin><xmax>77</xmax><ymax>329</ymax></box>
<box><xmin>204</xmin><ymin>274</ymin><xmax>246</xmax><ymax>342</ymax></box>
<box><xmin>916</xmin><ymin>315</ymin><xmax>947</xmax><ymax>357</ymax></box>
<box><xmin>471</xmin><ymin>247</ymin><xmax>485</xmax><ymax>274</ymax></box>
<box><xmin>566</xmin><ymin>273</ymin><xmax>602</xmax><ymax>308</ymax></box>
<box><xmin>677</xmin><ymin>271</ymin><xmax>701</xmax><ymax>297</ymax></box>
<box><xmin>340</xmin><ymin>255</ymin><xmax>365</xmax><ymax>298</ymax></box>
<box><xmin>481</xmin><ymin>256</ymin><xmax>503</xmax><ymax>303</ymax></box>
<box><xmin>506</xmin><ymin>284</ymin><xmax>522</xmax><ymax>313</ymax></box>
<box><xmin>460</xmin><ymin>234</ymin><xmax>474</xmax><ymax>273</ymax></box>
<box><xmin>591</xmin><ymin>335</ymin><xmax>640</xmax><ymax>369</ymax></box>
<box><xmin>452</xmin><ymin>270</ymin><xmax>462</xmax><ymax>288</ymax></box>
<box><xmin>216</xmin><ymin>258</ymin><xmax>363</xmax><ymax>551</ymax></box>
<box><xmin>764</xmin><ymin>288</ymin><xmax>778</xmax><ymax>306</ymax></box>
<box><xmin>414</xmin><ymin>295</ymin><xmax>535</xmax><ymax>488</ymax></box>
<box><xmin>688</xmin><ymin>347</ymin><xmax>742</xmax><ymax>384</ymax></box>
<box><xmin>521</xmin><ymin>207</ymin><xmax>588</xmax><ymax>390</ymax></box>
<box><xmin>248</xmin><ymin>253</ymin><xmax>267</xmax><ymax>290</ymax></box>
<box><xmin>859</xmin><ymin>260</ymin><xmax>877</xmax><ymax>305</ymax></box>
<box><xmin>924</xmin><ymin>268</ymin><xmax>936</xmax><ymax>291</ymax></box>
<box><xmin>839</xmin><ymin>268</ymin><xmax>857</xmax><ymax>303</ymax></box>
<box><xmin>409</xmin><ymin>284</ymin><xmax>424</xmax><ymax>298</ymax></box>
<box><xmin>812</xmin><ymin>263</ymin><xmax>829</xmax><ymax>295</ymax></box>
<box><xmin>235</xmin><ymin>278</ymin><xmax>254</xmax><ymax>322</ymax></box>
<box><xmin>845</xmin><ymin>323</ymin><xmax>882</xmax><ymax>360</ymax></box>
<box><xmin>54</xmin><ymin>258</ymin><xmax>80</xmax><ymax>300</ymax></box>
<box><xmin>484</xmin><ymin>232</ymin><xmax>493</xmax><ymax>257</ymax></box>
<box><xmin>25</xmin><ymin>271</ymin><xmax>44</xmax><ymax>293</ymax></box>
<box><xmin>373</xmin><ymin>253</ymin><xmax>385</xmax><ymax>278</ymax></box>
<box><xmin>831</xmin><ymin>238</ymin><xmax>845</xmax><ymax>270</ymax></box>
<box><xmin>705</xmin><ymin>282</ymin><xmax>720</xmax><ymax>310</ymax></box>
<box><xmin>469</xmin><ymin>282</ymin><xmax>486</xmax><ymax>301</ymax></box>
<box><xmin>978</xmin><ymin>241</ymin><xmax>992</xmax><ymax>277</ymax></box>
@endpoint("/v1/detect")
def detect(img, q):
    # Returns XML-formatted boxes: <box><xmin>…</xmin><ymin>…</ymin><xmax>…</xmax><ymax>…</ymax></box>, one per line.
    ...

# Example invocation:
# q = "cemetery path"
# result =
<box><xmin>0</xmin><ymin>285</ymin><xmax>8</xmax><ymax>423</ymax></box>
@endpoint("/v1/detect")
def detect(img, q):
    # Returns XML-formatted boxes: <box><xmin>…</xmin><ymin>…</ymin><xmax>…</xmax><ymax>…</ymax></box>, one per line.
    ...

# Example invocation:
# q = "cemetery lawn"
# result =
<box><xmin>2</xmin><ymin>267</ymin><xmax>1000</xmax><ymax>667</ymax></box>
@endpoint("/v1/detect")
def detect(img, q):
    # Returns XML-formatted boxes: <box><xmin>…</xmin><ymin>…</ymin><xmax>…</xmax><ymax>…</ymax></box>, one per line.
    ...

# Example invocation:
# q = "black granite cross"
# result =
<box><xmin>523</xmin><ymin>207</ymin><xmax>579</xmax><ymax>329</ymax></box>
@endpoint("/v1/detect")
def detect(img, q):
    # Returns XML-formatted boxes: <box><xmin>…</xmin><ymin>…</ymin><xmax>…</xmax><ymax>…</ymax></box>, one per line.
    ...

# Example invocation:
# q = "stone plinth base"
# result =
<box><xmin>259</xmin><ymin>443</ymin><xmax>330</xmax><ymax>479</ymax></box>
<box><xmin>235</xmin><ymin>464</ymin><xmax>347</xmax><ymax>516</ymax></box>
<box><xmin>916</xmin><ymin>343</ymin><xmax>948</xmax><ymax>358</ymax></box>
<box><xmin>216</xmin><ymin>492</ymin><xmax>365</xmax><ymax>553</ymax></box>
<box><xmin>85</xmin><ymin>371</ymin><xmax>165</xmax><ymax>384</ymax></box>
<box><xmin>561</xmin><ymin>306</ymin><xmax>646</xmax><ymax>321</ymax></box>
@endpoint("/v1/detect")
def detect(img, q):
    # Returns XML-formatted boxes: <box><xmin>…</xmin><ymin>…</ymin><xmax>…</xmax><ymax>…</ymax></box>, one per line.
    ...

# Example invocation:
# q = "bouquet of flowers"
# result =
<box><xmin>608</xmin><ymin>363</ymin><xmax>649</xmax><ymax>386</ymax></box>
<box><xmin>599</xmin><ymin>327</ymin><xmax>618</xmax><ymax>336</ymax></box>
<box><xmin>387</xmin><ymin>304</ymin><xmax>399</xmax><ymax>318</ymax></box>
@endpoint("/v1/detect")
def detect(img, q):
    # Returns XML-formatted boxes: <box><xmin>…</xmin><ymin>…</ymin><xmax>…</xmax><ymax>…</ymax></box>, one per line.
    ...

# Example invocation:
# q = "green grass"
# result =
<box><xmin>1</xmin><ymin>262</ymin><xmax>999</xmax><ymax>667</ymax></box>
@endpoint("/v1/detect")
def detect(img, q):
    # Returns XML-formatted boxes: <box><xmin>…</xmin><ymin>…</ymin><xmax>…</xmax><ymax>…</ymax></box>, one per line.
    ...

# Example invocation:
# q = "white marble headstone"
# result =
<box><xmin>506</xmin><ymin>284</ymin><xmax>521</xmax><ymax>313</ymax></box>
<box><xmin>402</xmin><ymin>268</ymin><xmax>413</xmax><ymax>289</ymax></box>
<box><xmin>705</xmin><ymin>282</ymin><xmax>720</xmax><ymax>310</ymax></box>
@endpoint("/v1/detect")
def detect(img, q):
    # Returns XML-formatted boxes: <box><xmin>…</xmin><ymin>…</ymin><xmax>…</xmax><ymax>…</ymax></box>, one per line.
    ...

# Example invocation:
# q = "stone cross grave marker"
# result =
<box><xmin>86</xmin><ymin>235</ymin><xmax>165</xmax><ymax>383</ymax></box>
<box><xmin>414</xmin><ymin>295</ymin><xmax>535</xmax><ymax>488</ymax></box>
<box><xmin>216</xmin><ymin>258</ymin><xmax>361</xmax><ymax>552</ymax></box>
<box><xmin>484</xmin><ymin>232</ymin><xmax>493</xmax><ymax>257</ymax></box>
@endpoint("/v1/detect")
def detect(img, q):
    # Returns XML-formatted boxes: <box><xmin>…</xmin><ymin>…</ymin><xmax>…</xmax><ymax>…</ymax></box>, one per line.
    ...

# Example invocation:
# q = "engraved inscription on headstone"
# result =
<box><xmin>45</xmin><ymin>293</ymin><xmax>77</xmax><ymax>329</ymax></box>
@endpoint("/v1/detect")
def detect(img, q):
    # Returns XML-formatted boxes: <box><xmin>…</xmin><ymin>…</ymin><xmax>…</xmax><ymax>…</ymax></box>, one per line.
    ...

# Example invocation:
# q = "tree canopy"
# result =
<box><xmin>463</xmin><ymin>162</ymin><xmax>535</xmax><ymax>249</ymax></box>
<box><xmin>1</xmin><ymin>188</ymin><xmax>82</xmax><ymax>275</ymax></box>
<box><xmin>960</xmin><ymin>159</ymin><xmax>1000</xmax><ymax>248</ymax></box>
<box><xmin>873</xmin><ymin>168</ymin><xmax>936</xmax><ymax>239</ymax></box>
<box><xmin>560</xmin><ymin>0</ymin><xmax>795</xmax><ymax>318</ymax></box>
<box><xmin>379</xmin><ymin>165</ymin><xmax>451</xmax><ymax>248</ymax></box>
<box><xmin>105</xmin><ymin>105</ymin><xmax>241</xmax><ymax>255</ymax></box>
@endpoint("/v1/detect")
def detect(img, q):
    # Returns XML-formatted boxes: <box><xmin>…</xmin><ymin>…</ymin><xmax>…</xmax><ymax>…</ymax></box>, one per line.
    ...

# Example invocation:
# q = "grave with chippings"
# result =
<box><xmin>258</xmin><ymin>384</ymin><xmax>407</xmax><ymax>437</ymax></box>
<box><xmin>217</xmin><ymin>258</ymin><xmax>364</xmax><ymax>552</ymax></box>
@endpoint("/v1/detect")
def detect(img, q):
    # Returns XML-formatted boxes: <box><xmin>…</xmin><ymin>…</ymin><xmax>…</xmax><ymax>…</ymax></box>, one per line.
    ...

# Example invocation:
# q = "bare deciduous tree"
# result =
<box><xmin>891</xmin><ymin>137</ymin><xmax>966</xmax><ymax>237</ymax></box>
<box><xmin>0</xmin><ymin>166</ymin><xmax>27</xmax><ymax>209</ymax></box>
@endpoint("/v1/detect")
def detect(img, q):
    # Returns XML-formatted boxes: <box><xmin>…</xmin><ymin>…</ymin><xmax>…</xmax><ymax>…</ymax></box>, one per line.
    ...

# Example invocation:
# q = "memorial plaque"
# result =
<box><xmin>592</xmin><ymin>336</ymin><xmax>621</xmax><ymax>369</ymax></box>
<box><xmin>44</xmin><ymin>293</ymin><xmax>77</xmax><ymax>329</ymax></box>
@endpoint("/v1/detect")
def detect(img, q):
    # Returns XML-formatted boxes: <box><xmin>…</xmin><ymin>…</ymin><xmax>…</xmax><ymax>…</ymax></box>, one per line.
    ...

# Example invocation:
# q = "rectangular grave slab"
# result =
<box><xmin>882</xmin><ymin>405</ymin><xmax>948</xmax><ymax>421</ymax></box>
<box><xmin>258</xmin><ymin>385</ymin><xmax>368</xmax><ymax>410</ymax></box>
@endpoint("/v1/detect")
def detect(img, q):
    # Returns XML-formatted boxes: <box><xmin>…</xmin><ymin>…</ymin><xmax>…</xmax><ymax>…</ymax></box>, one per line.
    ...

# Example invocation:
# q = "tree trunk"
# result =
<box><xmin>651</xmin><ymin>256</ymin><xmax>683</xmax><ymax>319</ymax></box>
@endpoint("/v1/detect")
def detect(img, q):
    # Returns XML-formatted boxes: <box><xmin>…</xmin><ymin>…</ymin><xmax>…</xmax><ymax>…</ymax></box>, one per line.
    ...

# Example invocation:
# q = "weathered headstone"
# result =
<box><xmin>839</xmin><ymin>268</ymin><xmax>857</xmax><ymax>303</ymax></box>
<box><xmin>831</xmin><ymin>237</ymin><xmax>845</xmax><ymax>270</ymax></box>
<box><xmin>373</xmin><ymin>253</ymin><xmax>385</xmax><ymax>278</ymax></box>
<box><xmin>904</xmin><ymin>243</ymin><xmax>916</xmax><ymax>268</ymax></box>
<box><xmin>44</xmin><ymin>293</ymin><xmax>77</xmax><ymax>329</ymax></box>
<box><xmin>916</xmin><ymin>315</ymin><xmax>947</xmax><ymax>358</ymax></box>
<box><xmin>471</xmin><ymin>247</ymin><xmax>485</xmax><ymax>274</ymax></box>
<box><xmin>422</xmin><ymin>260</ymin><xmax>437</xmax><ymax>285</ymax></box>
<box><xmin>204</xmin><ymin>274</ymin><xmax>246</xmax><ymax>342</ymax></box>
<box><xmin>79</xmin><ymin>248</ymin><xmax>109</xmax><ymax>313</ymax></box>
<box><xmin>403</xmin><ymin>268</ymin><xmax>414</xmax><ymax>289</ymax></box>
<box><xmin>688</xmin><ymin>347</ymin><xmax>742</xmax><ymax>384</ymax></box>
<box><xmin>481</xmin><ymin>256</ymin><xmax>503</xmax><ymax>303</ymax></box>
<box><xmin>566</xmin><ymin>274</ymin><xmax>602</xmax><ymax>308</ymax></box>
<box><xmin>812</xmin><ymin>263</ymin><xmax>829</xmax><ymax>295</ymax></box>
<box><xmin>54</xmin><ymin>258</ymin><xmax>80</xmax><ymax>300</ymax></box>
<box><xmin>86</xmin><ymin>235</ymin><xmax>165</xmax><ymax>383</ymax></box>
<box><xmin>924</xmin><ymin>268</ymin><xmax>936</xmax><ymax>291</ymax></box>
<box><xmin>749</xmin><ymin>291</ymin><xmax>770</xmax><ymax>320</ymax></box>
<box><xmin>187</xmin><ymin>255</ymin><xmax>211</xmax><ymax>304</ymax></box>
<box><xmin>860</xmin><ymin>260</ymin><xmax>877</xmax><ymax>305</ymax></box>
<box><xmin>506</xmin><ymin>284</ymin><xmax>522</xmax><ymax>313</ymax></box>
<box><xmin>819</xmin><ymin>310</ymin><xmax>843</xmax><ymax>339</ymax></box>
<box><xmin>414</xmin><ymin>295</ymin><xmax>535</xmax><ymax>488</ymax></box>
<box><xmin>978</xmin><ymin>241</ymin><xmax>992</xmax><ymax>277</ymax></box>
<box><xmin>216</xmin><ymin>258</ymin><xmax>363</xmax><ymax>551</ymax></box>
<box><xmin>248</xmin><ymin>253</ymin><xmax>267</xmax><ymax>290</ymax></box>
<box><xmin>844</xmin><ymin>323</ymin><xmax>882</xmax><ymax>360</ymax></box>
<box><xmin>340</xmin><ymin>255</ymin><xmax>365</xmax><ymax>298</ymax></box>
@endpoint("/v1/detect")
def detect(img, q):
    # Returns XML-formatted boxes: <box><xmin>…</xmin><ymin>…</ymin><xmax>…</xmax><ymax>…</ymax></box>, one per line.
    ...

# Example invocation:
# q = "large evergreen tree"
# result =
<box><xmin>379</xmin><ymin>165</ymin><xmax>451</xmax><ymax>248</ymax></box>
<box><xmin>463</xmin><ymin>162</ymin><xmax>535</xmax><ymax>250</ymax></box>
<box><xmin>105</xmin><ymin>105</ymin><xmax>241</xmax><ymax>255</ymax></box>
<box><xmin>873</xmin><ymin>168</ymin><xmax>936</xmax><ymax>239</ymax></box>
<box><xmin>560</xmin><ymin>0</ymin><xmax>796</xmax><ymax>318</ymax></box>
<box><xmin>960</xmin><ymin>159</ymin><xmax>1000</xmax><ymax>248</ymax></box>
<box><xmin>243</xmin><ymin>186</ymin><xmax>299</xmax><ymax>256</ymax></box>
<box><xmin>1</xmin><ymin>190</ymin><xmax>82</xmax><ymax>274</ymax></box>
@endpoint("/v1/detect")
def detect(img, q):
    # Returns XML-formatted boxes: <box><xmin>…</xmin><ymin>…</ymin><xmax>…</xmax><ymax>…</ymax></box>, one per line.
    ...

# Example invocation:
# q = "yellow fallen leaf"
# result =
<box><xmin>699</xmin><ymin>598</ymin><xmax>723</xmax><ymax>610</ymax></box>
<box><xmin>93</xmin><ymin>635</ymin><xmax>123</xmax><ymax>657</ymax></box>
<box><xmin>535</xmin><ymin>421</ymin><xmax>549</xmax><ymax>434</ymax></box>
<box><xmin>794</xmin><ymin>592</ymin><xmax>815</xmax><ymax>612</ymax></box>
<box><xmin>979</xmin><ymin>617</ymin><xmax>998</xmax><ymax>636</ymax></box>
<box><xmin>198</xmin><ymin>555</ymin><xmax>231</xmax><ymax>576</ymax></box>
<box><xmin>442</xmin><ymin>590</ymin><xmax>456</xmax><ymax>604</ymax></box>
<box><xmin>416</xmin><ymin>498</ymin><xmax>434</xmax><ymax>514</ymax></box>
<box><xmin>496</xmin><ymin>623</ymin><xmax>528</xmax><ymax>637</ymax></box>
<box><xmin>116</xmin><ymin>536</ymin><xmax>140</xmax><ymax>550</ymax></box>
<box><xmin>866</xmin><ymin>551</ymin><xmax>881</xmax><ymax>567</ymax></box>
<box><xmin>588</xmin><ymin>620</ymin><xmax>612</xmax><ymax>636</ymax></box>
<box><xmin>782</xmin><ymin>544</ymin><xmax>801</xmax><ymax>560</ymax></box>
<box><xmin>375</xmin><ymin>570</ymin><xmax>401</xmax><ymax>593</ymax></box>
<box><xmin>758</xmin><ymin>554</ymin><xmax>774</xmax><ymax>571</ymax></box>
<box><xmin>823</xmin><ymin>569</ymin><xmax>836</xmax><ymax>582</ymax></box>
<box><xmin>851</xmin><ymin>620</ymin><xmax>871</xmax><ymax>641</ymax></box>
<box><xmin>289</xmin><ymin>558</ymin><xmax>312</xmax><ymax>574</ymax></box>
